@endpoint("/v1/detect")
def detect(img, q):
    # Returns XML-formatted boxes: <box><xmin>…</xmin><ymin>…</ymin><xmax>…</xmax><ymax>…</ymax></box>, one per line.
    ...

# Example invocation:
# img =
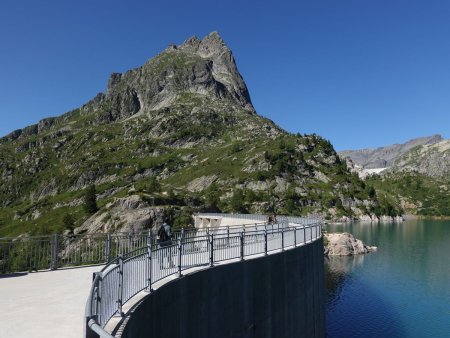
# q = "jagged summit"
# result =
<box><xmin>95</xmin><ymin>31</ymin><xmax>254</xmax><ymax>121</ymax></box>
<box><xmin>1</xmin><ymin>32</ymin><xmax>254</xmax><ymax>143</ymax></box>
<box><xmin>178</xmin><ymin>32</ymin><xmax>225</xmax><ymax>53</ymax></box>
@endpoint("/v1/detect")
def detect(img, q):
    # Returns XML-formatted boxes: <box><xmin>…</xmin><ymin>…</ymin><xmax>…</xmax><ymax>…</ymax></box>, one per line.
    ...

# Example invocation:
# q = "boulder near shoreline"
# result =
<box><xmin>324</xmin><ymin>232</ymin><xmax>377</xmax><ymax>256</ymax></box>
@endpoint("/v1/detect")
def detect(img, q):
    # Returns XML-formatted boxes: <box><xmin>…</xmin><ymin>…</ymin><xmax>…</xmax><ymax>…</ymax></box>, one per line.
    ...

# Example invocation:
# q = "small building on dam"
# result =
<box><xmin>85</xmin><ymin>213</ymin><xmax>325</xmax><ymax>338</ymax></box>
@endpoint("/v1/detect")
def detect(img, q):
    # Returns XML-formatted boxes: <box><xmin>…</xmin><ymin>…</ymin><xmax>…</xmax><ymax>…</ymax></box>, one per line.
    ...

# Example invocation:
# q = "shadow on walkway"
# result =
<box><xmin>0</xmin><ymin>272</ymin><xmax>28</xmax><ymax>279</ymax></box>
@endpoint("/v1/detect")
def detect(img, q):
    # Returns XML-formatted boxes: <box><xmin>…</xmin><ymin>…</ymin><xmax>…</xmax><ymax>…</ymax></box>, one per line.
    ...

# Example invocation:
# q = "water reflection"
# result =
<box><xmin>325</xmin><ymin>220</ymin><xmax>450</xmax><ymax>338</ymax></box>
<box><xmin>325</xmin><ymin>255</ymin><xmax>406</xmax><ymax>338</ymax></box>
<box><xmin>325</xmin><ymin>255</ymin><xmax>365</xmax><ymax>300</ymax></box>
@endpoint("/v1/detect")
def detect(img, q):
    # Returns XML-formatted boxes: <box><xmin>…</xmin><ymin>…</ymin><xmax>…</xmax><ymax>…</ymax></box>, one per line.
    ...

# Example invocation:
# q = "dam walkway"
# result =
<box><xmin>0</xmin><ymin>213</ymin><xmax>322</xmax><ymax>338</ymax></box>
<box><xmin>85</xmin><ymin>213</ymin><xmax>323</xmax><ymax>338</ymax></box>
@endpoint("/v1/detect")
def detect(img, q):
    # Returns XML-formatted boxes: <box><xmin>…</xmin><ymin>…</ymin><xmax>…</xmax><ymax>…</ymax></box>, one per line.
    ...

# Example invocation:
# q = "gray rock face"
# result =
<box><xmin>339</xmin><ymin>134</ymin><xmax>443</xmax><ymax>169</ymax></box>
<box><xmin>186</xmin><ymin>175</ymin><xmax>218</xmax><ymax>192</ymax></box>
<box><xmin>75</xmin><ymin>195</ymin><xmax>167</xmax><ymax>234</ymax></box>
<box><xmin>93</xmin><ymin>31</ymin><xmax>254</xmax><ymax>122</ymax></box>
<box><xmin>324</xmin><ymin>232</ymin><xmax>377</xmax><ymax>256</ymax></box>
<box><xmin>0</xmin><ymin>32</ymin><xmax>255</xmax><ymax>143</ymax></box>
<box><xmin>389</xmin><ymin>139</ymin><xmax>450</xmax><ymax>178</ymax></box>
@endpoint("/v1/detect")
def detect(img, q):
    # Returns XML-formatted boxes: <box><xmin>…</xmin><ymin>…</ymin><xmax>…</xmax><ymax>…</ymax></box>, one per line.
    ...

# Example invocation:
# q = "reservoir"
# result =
<box><xmin>325</xmin><ymin>220</ymin><xmax>450</xmax><ymax>338</ymax></box>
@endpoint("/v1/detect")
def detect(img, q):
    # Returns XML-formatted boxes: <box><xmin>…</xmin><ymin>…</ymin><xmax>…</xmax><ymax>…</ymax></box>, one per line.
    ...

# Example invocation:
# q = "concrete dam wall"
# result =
<box><xmin>119</xmin><ymin>239</ymin><xmax>325</xmax><ymax>338</ymax></box>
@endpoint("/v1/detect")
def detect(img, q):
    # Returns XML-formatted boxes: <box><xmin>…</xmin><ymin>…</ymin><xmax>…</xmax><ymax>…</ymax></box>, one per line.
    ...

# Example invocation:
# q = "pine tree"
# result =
<box><xmin>84</xmin><ymin>185</ymin><xmax>98</xmax><ymax>214</ymax></box>
<box><xmin>230</xmin><ymin>189</ymin><xmax>246</xmax><ymax>213</ymax></box>
<box><xmin>63</xmin><ymin>213</ymin><xmax>75</xmax><ymax>231</ymax></box>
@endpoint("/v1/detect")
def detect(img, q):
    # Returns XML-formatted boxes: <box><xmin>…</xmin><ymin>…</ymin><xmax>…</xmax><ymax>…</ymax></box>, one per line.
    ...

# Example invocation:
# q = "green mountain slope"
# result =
<box><xmin>366</xmin><ymin>172</ymin><xmax>449</xmax><ymax>217</ymax></box>
<box><xmin>0</xmin><ymin>32</ymin><xmax>393</xmax><ymax>237</ymax></box>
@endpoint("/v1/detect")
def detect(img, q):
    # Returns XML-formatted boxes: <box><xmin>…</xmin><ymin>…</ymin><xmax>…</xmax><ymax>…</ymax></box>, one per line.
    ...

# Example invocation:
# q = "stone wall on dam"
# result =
<box><xmin>119</xmin><ymin>239</ymin><xmax>325</xmax><ymax>338</ymax></box>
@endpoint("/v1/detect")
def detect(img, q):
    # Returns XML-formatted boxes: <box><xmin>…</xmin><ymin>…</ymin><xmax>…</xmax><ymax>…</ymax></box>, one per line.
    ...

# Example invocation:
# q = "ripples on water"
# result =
<box><xmin>324</xmin><ymin>220</ymin><xmax>450</xmax><ymax>338</ymax></box>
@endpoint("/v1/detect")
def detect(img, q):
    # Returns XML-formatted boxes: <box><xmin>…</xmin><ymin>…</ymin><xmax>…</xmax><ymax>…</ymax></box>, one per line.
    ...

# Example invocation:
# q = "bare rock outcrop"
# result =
<box><xmin>324</xmin><ymin>232</ymin><xmax>377</xmax><ymax>256</ymax></box>
<box><xmin>186</xmin><ymin>175</ymin><xmax>218</xmax><ymax>192</ymax></box>
<box><xmin>75</xmin><ymin>195</ymin><xmax>167</xmax><ymax>235</ymax></box>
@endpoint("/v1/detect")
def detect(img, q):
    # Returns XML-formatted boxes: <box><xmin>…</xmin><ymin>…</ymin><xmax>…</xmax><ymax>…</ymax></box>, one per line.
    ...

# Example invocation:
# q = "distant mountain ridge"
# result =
<box><xmin>341</xmin><ymin>135</ymin><xmax>450</xmax><ymax>217</ymax></box>
<box><xmin>339</xmin><ymin>134</ymin><xmax>444</xmax><ymax>169</ymax></box>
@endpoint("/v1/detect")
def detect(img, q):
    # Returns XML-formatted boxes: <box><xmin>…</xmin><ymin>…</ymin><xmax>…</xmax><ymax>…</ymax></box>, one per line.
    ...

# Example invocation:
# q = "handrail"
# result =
<box><xmin>84</xmin><ymin>214</ymin><xmax>322</xmax><ymax>338</ymax></box>
<box><xmin>0</xmin><ymin>221</ymin><xmax>275</xmax><ymax>273</ymax></box>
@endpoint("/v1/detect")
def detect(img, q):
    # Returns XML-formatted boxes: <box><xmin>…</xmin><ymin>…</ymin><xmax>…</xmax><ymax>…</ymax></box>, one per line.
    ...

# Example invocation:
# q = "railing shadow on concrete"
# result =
<box><xmin>85</xmin><ymin>213</ymin><xmax>323</xmax><ymax>338</ymax></box>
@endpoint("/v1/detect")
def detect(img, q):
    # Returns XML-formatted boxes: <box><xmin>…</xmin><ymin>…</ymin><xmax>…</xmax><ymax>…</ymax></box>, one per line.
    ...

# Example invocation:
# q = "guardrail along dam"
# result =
<box><xmin>84</xmin><ymin>213</ymin><xmax>325</xmax><ymax>338</ymax></box>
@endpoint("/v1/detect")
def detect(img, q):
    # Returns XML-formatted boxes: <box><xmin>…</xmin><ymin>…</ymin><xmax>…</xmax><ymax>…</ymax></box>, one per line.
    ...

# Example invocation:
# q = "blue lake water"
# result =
<box><xmin>325</xmin><ymin>220</ymin><xmax>450</xmax><ymax>338</ymax></box>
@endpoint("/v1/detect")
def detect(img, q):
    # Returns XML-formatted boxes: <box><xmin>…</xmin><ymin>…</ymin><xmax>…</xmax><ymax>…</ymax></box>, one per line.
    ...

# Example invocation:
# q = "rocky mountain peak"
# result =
<box><xmin>198</xmin><ymin>31</ymin><xmax>228</xmax><ymax>57</ymax></box>
<box><xmin>424</xmin><ymin>134</ymin><xmax>444</xmax><ymax>144</ymax></box>
<box><xmin>95</xmin><ymin>31</ymin><xmax>254</xmax><ymax>122</ymax></box>
<box><xmin>1</xmin><ymin>32</ymin><xmax>255</xmax><ymax>143</ymax></box>
<box><xmin>178</xmin><ymin>32</ymin><xmax>227</xmax><ymax>56</ymax></box>
<box><xmin>179</xmin><ymin>35</ymin><xmax>201</xmax><ymax>51</ymax></box>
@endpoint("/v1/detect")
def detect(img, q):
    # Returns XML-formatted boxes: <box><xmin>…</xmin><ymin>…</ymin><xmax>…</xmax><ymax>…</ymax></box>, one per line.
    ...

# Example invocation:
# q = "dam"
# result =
<box><xmin>85</xmin><ymin>213</ymin><xmax>325</xmax><ymax>338</ymax></box>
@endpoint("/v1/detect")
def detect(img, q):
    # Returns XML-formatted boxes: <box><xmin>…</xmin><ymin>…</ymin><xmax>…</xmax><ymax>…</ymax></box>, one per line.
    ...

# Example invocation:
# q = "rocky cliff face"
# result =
<box><xmin>0</xmin><ymin>32</ymin><xmax>388</xmax><ymax>237</ymax></box>
<box><xmin>84</xmin><ymin>32</ymin><xmax>254</xmax><ymax>122</ymax></box>
<box><xmin>1</xmin><ymin>32</ymin><xmax>254</xmax><ymax>144</ymax></box>
<box><xmin>389</xmin><ymin>139</ymin><xmax>450</xmax><ymax>179</ymax></box>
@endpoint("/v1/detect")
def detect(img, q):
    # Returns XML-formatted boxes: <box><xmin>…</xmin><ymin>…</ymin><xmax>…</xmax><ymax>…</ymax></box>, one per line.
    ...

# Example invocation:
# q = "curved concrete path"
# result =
<box><xmin>0</xmin><ymin>265</ymin><xmax>103</xmax><ymax>338</ymax></box>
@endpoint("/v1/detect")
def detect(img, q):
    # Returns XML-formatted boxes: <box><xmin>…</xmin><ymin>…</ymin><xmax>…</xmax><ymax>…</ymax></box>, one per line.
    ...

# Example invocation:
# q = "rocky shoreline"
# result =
<box><xmin>330</xmin><ymin>214</ymin><xmax>404</xmax><ymax>223</ymax></box>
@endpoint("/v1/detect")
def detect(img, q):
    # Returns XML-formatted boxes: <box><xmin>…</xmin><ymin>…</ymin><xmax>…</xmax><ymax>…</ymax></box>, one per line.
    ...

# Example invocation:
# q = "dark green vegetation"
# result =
<box><xmin>367</xmin><ymin>172</ymin><xmax>450</xmax><ymax>217</ymax></box>
<box><xmin>0</xmin><ymin>32</ymin><xmax>391</xmax><ymax>237</ymax></box>
<box><xmin>84</xmin><ymin>185</ymin><xmax>98</xmax><ymax>214</ymax></box>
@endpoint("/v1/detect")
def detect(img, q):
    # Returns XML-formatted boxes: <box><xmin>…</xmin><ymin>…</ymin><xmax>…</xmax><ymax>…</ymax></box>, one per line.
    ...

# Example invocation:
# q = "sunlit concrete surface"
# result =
<box><xmin>0</xmin><ymin>265</ymin><xmax>103</xmax><ymax>338</ymax></box>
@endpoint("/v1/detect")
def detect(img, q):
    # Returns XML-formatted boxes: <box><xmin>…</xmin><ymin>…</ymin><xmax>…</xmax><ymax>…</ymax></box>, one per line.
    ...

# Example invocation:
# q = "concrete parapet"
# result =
<box><xmin>119</xmin><ymin>239</ymin><xmax>325</xmax><ymax>338</ymax></box>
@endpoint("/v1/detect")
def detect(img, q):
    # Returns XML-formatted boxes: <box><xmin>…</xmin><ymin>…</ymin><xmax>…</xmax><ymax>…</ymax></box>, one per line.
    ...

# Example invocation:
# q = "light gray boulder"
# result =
<box><xmin>324</xmin><ymin>232</ymin><xmax>377</xmax><ymax>256</ymax></box>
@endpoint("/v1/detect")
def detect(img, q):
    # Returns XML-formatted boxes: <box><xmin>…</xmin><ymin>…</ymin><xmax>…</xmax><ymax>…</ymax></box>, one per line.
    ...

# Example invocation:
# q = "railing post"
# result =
<box><xmin>209</xmin><ymin>234</ymin><xmax>214</xmax><ymax>267</ymax></box>
<box><xmin>294</xmin><ymin>227</ymin><xmax>297</xmax><ymax>247</ymax></box>
<box><xmin>117</xmin><ymin>255</ymin><xmax>124</xmax><ymax>316</ymax></box>
<box><xmin>92</xmin><ymin>272</ymin><xmax>102</xmax><ymax>322</ymax></box>
<box><xmin>240</xmin><ymin>232</ymin><xmax>244</xmax><ymax>261</ymax></box>
<box><xmin>177</xmin><ymin>239</ymin><xmax>182</xmax><ymax>278</ymax></box>
<box><xmin>146</xmin><ymin>230</ymin><xmax>153</xmax><ymax>292</ymax></box>
<box><xmin>50</xmin><ymin>234</ymin><xmax>58</xmax><ymax>270</ymax></box>
<box><xmin>281</xmin><ymin>228</ymin><xmax>284</xmax><ymax>251</ymax></box>
<box><xmin>264</xmin><ymin>228</ymin><xmax>268</xmax><ymax>256</ymax></box>
<box><xmin>227</xmin><ymin>226</ymin><xmax>230</xmax><ymax>246</ymax></box>
<box><xmin>105</xmin><ymin>233</ymin><xmax>112</xmax><ymax>263</ymax></box>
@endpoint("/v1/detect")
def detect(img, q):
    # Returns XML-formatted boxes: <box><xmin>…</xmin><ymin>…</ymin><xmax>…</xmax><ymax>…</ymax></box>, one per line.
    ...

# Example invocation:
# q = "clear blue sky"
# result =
<box><xmin>1</xmin><ymin>0</ymin><xmax>449</xmax><ymax>150</ymax></box>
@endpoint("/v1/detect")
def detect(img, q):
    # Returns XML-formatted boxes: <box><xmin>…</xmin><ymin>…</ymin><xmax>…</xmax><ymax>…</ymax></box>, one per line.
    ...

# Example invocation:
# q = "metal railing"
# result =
<box><xmin>85</xmin><ymin>214</ymin><xmax>322</xmax><ymax>338</ymax></box>
<box><xmin>195</xmin><ymin>213</ymin><xmax>321</xmax><ymax>226</ymax></box>
<box><xmin>0</xmin><ymin>219</ymin><xmax>288</xmax><ymax>273</ymax></box>
<box><xmin>0</xmin><ymin>232</ymin><xmax>152</xmax><ymax>273</ymax></box>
